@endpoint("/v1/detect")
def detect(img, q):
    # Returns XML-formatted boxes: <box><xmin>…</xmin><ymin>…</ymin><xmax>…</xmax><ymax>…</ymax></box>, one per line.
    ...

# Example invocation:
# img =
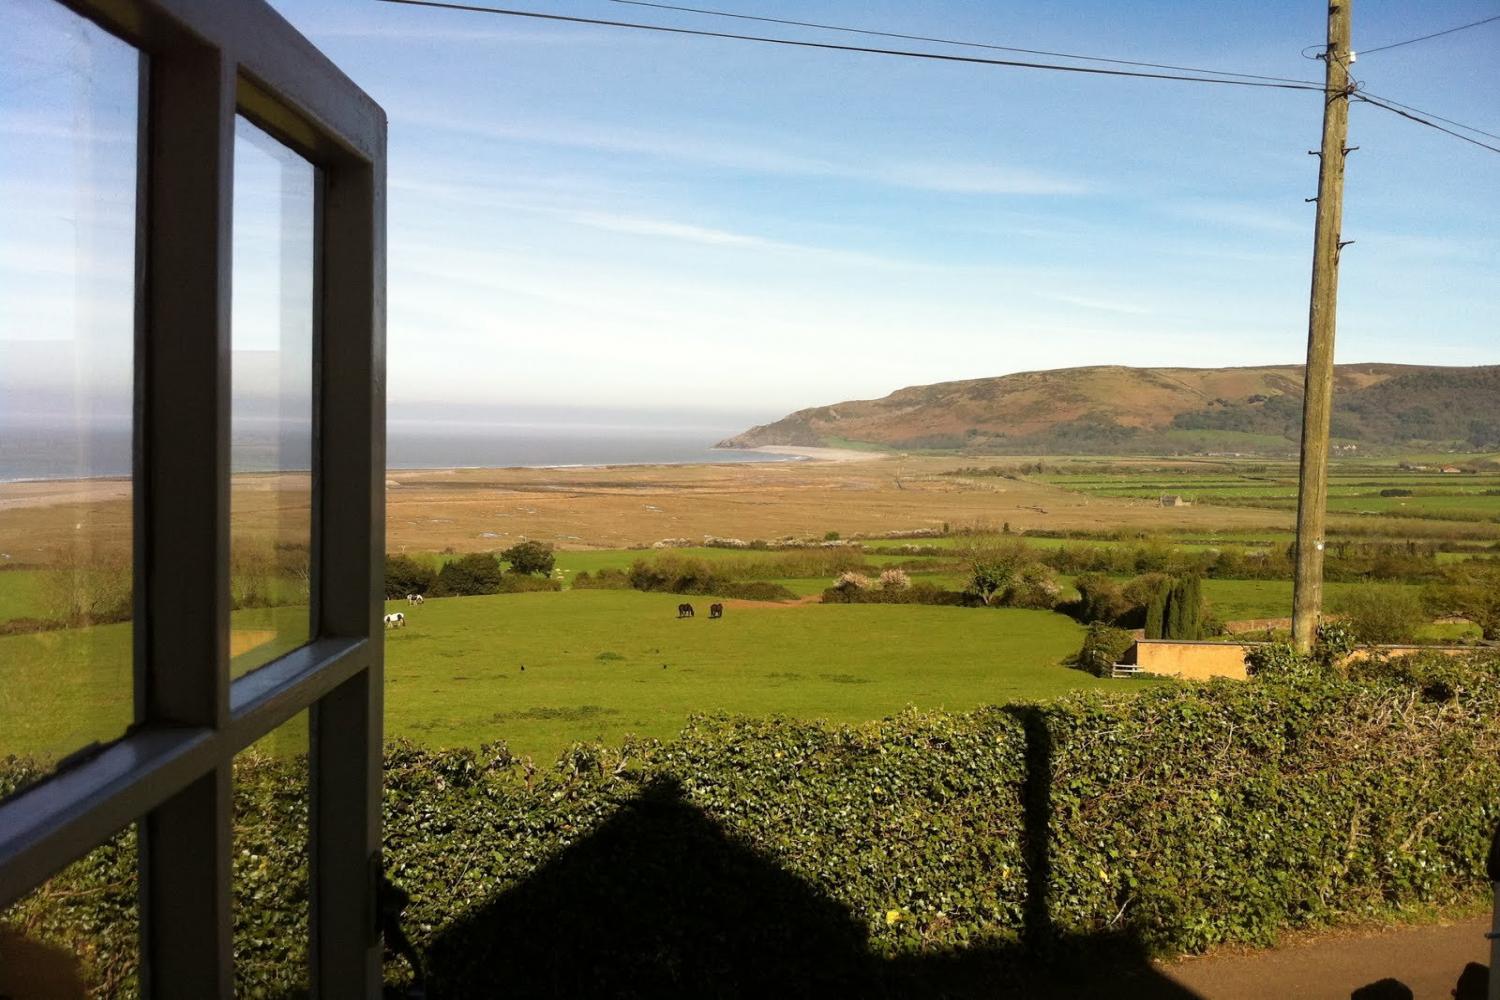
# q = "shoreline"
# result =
<box><xmin>719</xmin><ymin>445</ymin><xmax>889</xmax><ymax>464</ymax></box>
<box><xmin>0</xmin><ymin>447</ymin><xmax>884</xmax><ymax>499</ymax></box>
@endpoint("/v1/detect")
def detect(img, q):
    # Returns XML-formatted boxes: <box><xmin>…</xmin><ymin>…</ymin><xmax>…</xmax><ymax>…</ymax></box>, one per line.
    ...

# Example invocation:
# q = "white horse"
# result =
<box><xmin>384</xmin><ymin>612</ymin><xmax>406</xmax><ymax>628</ymax></box>
<box><xmin>406</xmin><ymin>593</ymin><xmax>425</xmax><ymax>606</ymax></box>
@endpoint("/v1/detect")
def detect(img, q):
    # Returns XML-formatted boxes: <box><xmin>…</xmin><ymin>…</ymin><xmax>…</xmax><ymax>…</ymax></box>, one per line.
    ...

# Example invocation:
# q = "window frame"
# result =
<box><xmin>0</xmin><ymin>0</ymin><xmax>387</xmax><ymax>995</ymax></box>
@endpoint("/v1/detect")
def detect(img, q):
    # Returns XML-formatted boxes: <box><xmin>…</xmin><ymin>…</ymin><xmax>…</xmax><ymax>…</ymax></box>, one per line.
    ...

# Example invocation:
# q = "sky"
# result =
<box><xmin>2</xmin><ymin>0</ymin><xmax>1497</xmax><ymax>431</ymax></box>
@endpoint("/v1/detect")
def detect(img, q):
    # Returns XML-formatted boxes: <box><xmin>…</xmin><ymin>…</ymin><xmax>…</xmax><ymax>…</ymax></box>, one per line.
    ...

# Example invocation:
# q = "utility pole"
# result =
<box><xmin>1292</xmin><ymin>0</ymin><xmax>1354</xmax><ymax>654</ymax></box>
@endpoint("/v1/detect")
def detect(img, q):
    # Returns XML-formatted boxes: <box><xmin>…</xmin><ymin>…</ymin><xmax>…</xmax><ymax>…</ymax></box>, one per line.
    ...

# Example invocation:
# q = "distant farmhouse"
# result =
<box><xmin>1160</xmin><ymin>494</ymin><xmax>1192</xmax><ymax>508</ymax></box>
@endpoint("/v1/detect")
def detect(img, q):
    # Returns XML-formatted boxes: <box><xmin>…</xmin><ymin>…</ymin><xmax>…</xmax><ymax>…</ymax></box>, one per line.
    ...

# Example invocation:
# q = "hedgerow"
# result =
<box><xmin>6</xmin><ymin>651</ymin><xmax>1500</xmax><ymax>995</ymax></box>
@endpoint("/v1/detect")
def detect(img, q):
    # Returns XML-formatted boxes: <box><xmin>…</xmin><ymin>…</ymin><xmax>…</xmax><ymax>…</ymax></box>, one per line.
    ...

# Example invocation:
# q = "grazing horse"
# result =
<box><xmin>406</xmin><ymin>593</ymin><xmax>425</xmax><ymax>606</ymax></box>
<box><xmin>677</xmin><ymin>603</ymin><xmax>695</xmax><ymax>618</ymax></box>
<box><xmin>709</xmin><ymin>603</ymin><xmax>724</xmax><ymax>619</ymax></box>
<box><xmin>384</xmin><ymin>612</ymin><xmax>406</xmax><ymax>629</ymax></box>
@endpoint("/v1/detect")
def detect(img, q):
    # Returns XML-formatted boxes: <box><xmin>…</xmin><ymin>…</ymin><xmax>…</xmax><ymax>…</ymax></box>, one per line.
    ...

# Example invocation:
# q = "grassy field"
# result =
<box><xmin>380</xmin><ymin>590</ymin><xmax>1106</xmax><ymax>760</ymax></box>
<box><xmin>1038</xmin><ymin>464</ymin><xmax>1500</xmax><ymax>528</ymax></box>
<box><xmin>0</xmin><ymin>589</ymin><xmax>1112</xmax><ymax>763</ymax></box>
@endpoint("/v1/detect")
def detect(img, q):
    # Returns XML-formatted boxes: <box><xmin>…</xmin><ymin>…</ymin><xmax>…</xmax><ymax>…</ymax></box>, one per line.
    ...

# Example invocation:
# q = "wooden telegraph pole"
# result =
<box><xmin>1292</xmin><ymin>0</ymin><xmax>1354</xmax><ymax>653</ymax></box>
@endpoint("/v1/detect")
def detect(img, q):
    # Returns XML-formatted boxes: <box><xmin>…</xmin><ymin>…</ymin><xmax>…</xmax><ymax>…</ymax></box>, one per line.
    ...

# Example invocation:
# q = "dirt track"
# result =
<box><xmin>1161</xmin><ymin>916</ymin><xmax>1489</xmax><ymax>999</ymax></box>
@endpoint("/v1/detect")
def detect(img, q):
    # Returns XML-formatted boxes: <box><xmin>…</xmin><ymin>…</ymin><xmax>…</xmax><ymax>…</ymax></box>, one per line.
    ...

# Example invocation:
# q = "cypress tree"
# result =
<box><xmin>1181</xmin><ymin>576</ymin><xmax>1204</xmax><ymax>639</ymax></box>
<box><xmin>1165</xmin><ymin>578</ymin><xmax>1185</xmax><ymax>639</ymax></box>
<box><xmin>1145</xmin><ymin>579</ymin><xmax>1168</xmax><ymax>639</ymax></box>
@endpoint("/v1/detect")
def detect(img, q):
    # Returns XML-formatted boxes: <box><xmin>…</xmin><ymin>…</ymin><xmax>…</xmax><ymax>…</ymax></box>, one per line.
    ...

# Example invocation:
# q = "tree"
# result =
<box><xmin>502</xmin><ymin>540</ymin><xmax>556</xmax><ymax>576</ymax></box>
<box><xmin>384</xmin><ymin>554</ymin><xmax>437</xmax><ymax>599</ymax></box>
<box><xmin>1073</xmin><ymin>573</ymin><xmax>1128</xmax><ymax>624</ymax></box>
<box><xmin>432</xmin><ymin>553</ymin><xmax>504</xmax><ymax>597</ymax></box>
<box><xmin>1165</xmin><ymin>576</ymin><xmax>1204</xmax><ymax>640</ymax></box>
<box><xmin>1144</xmin><ymin>581</ymin><xmax>1168</xmax><ymax>640</ymax></box>
<box><xmin>963</xmin><ymin>537</ymin><xmax>1030</xmax><ymax>606</ymax></box>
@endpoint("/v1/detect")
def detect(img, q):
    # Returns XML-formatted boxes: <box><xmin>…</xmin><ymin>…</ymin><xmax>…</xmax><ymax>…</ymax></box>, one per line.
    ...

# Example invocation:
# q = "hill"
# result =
<box><xmin>720</xmin><ymin>364</ymin><xmax>1500</xmax><ymax>455</ymax></box>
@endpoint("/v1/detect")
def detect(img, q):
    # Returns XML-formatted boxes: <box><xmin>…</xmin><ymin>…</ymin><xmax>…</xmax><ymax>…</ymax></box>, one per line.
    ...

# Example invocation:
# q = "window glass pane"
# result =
<box><xmin>231</xmin><ymin>117</ymin><xmax>315</xmax><ymax>676</ymax></box>
<box><xmin>234</xmin><ymin>711</ymin><xmax>310</xmax><ymax>996</ymax></box>
<box><xmin>0</xmin><ymin>0</ymin><xmax>138</xmax><ymax>793</ymax></box>
<box><xmin>0</xmin><ymin>820</ymin><xmax>138</xmax><ymax>996</ymax></box>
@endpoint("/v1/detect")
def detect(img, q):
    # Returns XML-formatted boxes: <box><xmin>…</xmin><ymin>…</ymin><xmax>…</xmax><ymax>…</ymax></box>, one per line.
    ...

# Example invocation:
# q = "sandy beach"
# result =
<box><xmin>734</xmin><ymin>445</ymin><xmax>889</xmax><ymax>463</ymax></box>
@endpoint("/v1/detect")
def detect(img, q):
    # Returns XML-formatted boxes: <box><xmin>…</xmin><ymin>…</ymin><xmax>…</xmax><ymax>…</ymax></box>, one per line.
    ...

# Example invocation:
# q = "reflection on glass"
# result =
<box><xmin>231</xmin><ymin>117</ymin><xmax>316</xmax><ymax>676</ymax></box>
<box><xmin>0</xmin><ymin>829</ymin><xmax>139</xmax><ymax>995</ymax></box>
<box><xmin>234</xmin><ymin>711</ymin><xmax>309</xmax><ymax>994</ymax></box>
<box><xmin>0</xmin><ymin>0</ymin><xmax>139</xmax><ymax>792</ymax></box>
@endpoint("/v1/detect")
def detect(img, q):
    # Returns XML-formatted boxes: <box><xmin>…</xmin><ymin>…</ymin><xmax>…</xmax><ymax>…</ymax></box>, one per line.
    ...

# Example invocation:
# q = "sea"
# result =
<box><xmin>0</xmin><ymin>412</ymin><xmax>789</xmax><ymax>482</ymax></box>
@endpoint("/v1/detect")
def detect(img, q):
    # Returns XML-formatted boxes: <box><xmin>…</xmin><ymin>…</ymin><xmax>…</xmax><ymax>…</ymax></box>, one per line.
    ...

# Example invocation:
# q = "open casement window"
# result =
<box><xmin>0</xmin><ymin>0</ymin><xmax>386</xmax><ymax>994</ymax></box>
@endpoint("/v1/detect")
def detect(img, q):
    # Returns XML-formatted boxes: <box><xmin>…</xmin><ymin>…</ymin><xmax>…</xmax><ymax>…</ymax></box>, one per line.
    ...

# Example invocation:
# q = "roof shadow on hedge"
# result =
<box><xmin>411</xmin><ymin>769</ymin><xmax>1203</xmax><ymax>999</ymax></box>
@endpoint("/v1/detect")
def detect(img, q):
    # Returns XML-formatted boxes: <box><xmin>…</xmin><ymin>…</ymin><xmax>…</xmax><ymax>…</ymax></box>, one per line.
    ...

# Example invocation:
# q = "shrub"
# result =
<box><xmin>501</xmin><ymin>540</ymin><xmax>556</xmax><ymax>576</ymax></box>
<box><xmin>1332</xmin><ymin>584</ymin><xmax>1428</xmax><ymax>645</ymax></box>
<box><xmin>384</xmin><ymin>554</ymin><xmax>437</xmax><ymax>599</ymax></box>
<box><xmin>1425</xmin><ymin>563</ymin><xmax>1500</xmax><ymax>641</ymax></box>
<box><xmin>1314</xmin><ymin>621</ymin><xmax>1358</xmax><ymax>664</ymax></box>
<box><xmin>38</xmin><ymin>557</ymin><xmax>133</xmax><ymax>626</ymax></box>
<box><xmin>1244</xmin><ymin>642</ymin><xmax>1326</xmax><ymax>681</ymax></box>
<box><xmin>831</xmin><ymin>571</ymin><xmax>873</xmax><ymax>593</ymax></box>
<box><xmin>999</xmin><ymin>563</ymin><xmax>1060</xmax><ymax>610</ymax></box>
<box><xmin>877</xmin><ymin>568</ymin><xmax>911</xmax><ymax>591</ymax></box>
<box><xmin>431</xmin><ymin>553</ymin><xmax>505</xmax><ymax>597</ymax></box>
<box><xmin>14</xmin><ymin>653</ymin><xmax>1500</xmax><ymax>992</ymax></box>
<box><xmin>571</xmin><ymin>567</ymin><xmax>630</xmax><ymax>590</ymax></box>
<box><xmin>821</xmin><ymin>582</ymin><xmax>965</xmax><ymax>606</ymax></box>
<box><xmin>714</xmin><ymin>581</ymin><xmax>797</xmax><ymax>601</ymax></box>
<box><xmin>621</xmin><ymin>555</ymin><xmax>794</xmax><ymax>600</ymax></box>
<box><xmin>494</xmin><ymin>574</ymin><xmax>562</xmax><ymax>594</ymax></box>
<box><xmin>1072</xmin><ymin>573</ymin><xmax>1129</xmax><ymax>624</ymax></box>
<box><xmin>1076</xmin><ymin>622</ymin><xmax>1135</xmax><ymax>676</ymax></box>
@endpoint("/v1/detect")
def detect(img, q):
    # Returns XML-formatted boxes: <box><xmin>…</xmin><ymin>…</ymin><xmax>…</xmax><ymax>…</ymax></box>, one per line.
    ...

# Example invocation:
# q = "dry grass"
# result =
<box><xmin>381</xmin><ymin>455</ymin><xmax>1293</xmax><ymax>552</ymax></box>
<box><xmin>4</xmin><ymin>456</ymin><xmax>1492</xmax><ymax>568</ymax></box>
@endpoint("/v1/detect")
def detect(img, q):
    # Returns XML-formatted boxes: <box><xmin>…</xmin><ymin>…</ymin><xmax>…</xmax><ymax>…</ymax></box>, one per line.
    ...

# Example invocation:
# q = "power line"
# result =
<box><xmin>609</xmin><ymin>0</ymin><xmax>1321</xmax><ymax>86</ymax></box>
<box><xmin>1359</xmin><ymin>12</ymin><xmax>1500</xmax><ymax>55</ymax></box>
<box><xmin>1358</xmin><ymin>90</ymin><xmax>1500</xmax><ymax>143</ymax></box>
<box><xmin>377</xmin><ymin>0</ymin><xmax>1330</xmax><ymax>92</ymax></box>
<box><xmin>1356</xmin><ymin>94</ymin><xmax>1500</xmax><ymax>154</ymax></box>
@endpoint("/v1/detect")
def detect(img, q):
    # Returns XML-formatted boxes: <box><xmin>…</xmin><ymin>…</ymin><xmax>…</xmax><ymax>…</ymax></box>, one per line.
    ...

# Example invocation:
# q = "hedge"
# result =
<box><xmin>6</xmin><ymin>652</ymin><xmax>1500</xmax><ymax>995</ymax></box>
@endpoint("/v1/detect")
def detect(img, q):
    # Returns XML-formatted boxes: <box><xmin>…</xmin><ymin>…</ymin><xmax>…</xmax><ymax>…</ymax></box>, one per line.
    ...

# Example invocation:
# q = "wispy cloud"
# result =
<box><xmin>564</xmin><ymin>210</ymin><xmax>917</xmax><ymax>268</ymax></box>
<box><xmin>393</xmin><ymin>108</ymin><xmax>1090</xmax><ymax>197</ymax></box>
<box><xmin>1039</xmin><ymin>291</ymin><xmax>1154</xmax><ymax>316</ymax></box>
<box><xmin>879</xmin><ymin>162</ymin><xmax>1091</xmax><ymax>196</ymax></box>
<box><xmin>1166</xmin><ymin>198</ymin><xmax>1304</xmax><ymax>234</ymax></box>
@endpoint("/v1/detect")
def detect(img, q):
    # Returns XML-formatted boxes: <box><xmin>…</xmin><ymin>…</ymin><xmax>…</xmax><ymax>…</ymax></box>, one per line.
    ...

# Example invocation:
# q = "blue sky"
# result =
<box><xmin>3</xmin><ymin>0</ymin><xmax>1497</xmax><ymax>428</ymax></box>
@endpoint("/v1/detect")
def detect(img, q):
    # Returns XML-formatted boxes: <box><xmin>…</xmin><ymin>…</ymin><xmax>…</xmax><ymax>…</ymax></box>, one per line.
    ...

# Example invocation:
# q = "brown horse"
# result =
<box><xmin>709</xmin><ymin>603</ymin><xmax>723</xmax><ymax>619</ymax></box>
<box><xmin>677</xmin><ymin>603</ymin><xmax>695</xmax><ymax>618</ymax></box>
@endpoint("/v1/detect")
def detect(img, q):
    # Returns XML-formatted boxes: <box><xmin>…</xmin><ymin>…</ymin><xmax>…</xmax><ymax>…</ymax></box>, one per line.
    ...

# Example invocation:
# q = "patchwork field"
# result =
<box><xmin>3</xmin><ymin>449</ymin><xmax>1496</xmax><ymax>770</ymax></box>
<box><xmin>1035</xmin><ymin>461</ymin><xmax>1500</xmax><ymax>530</ymax></box>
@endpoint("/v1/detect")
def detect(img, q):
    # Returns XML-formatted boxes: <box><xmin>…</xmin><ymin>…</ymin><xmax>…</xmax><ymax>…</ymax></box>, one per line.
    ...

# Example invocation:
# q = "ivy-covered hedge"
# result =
<box><xmin>6</xmin><ymin>652</ymin><xmax>1500</xmax><ymax>995</ymax></box>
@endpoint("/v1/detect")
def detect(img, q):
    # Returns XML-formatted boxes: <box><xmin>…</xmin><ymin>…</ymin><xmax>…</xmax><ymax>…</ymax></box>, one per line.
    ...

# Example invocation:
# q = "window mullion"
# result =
<box><xmin>136</xmin><ymin>37</ymin><xmax>237</xmax><ymax>997</ymax></box>
<box><xmin>310</xmin><ymin>154</ymin><xmax>385</xmax><ymax>997</ymax></box>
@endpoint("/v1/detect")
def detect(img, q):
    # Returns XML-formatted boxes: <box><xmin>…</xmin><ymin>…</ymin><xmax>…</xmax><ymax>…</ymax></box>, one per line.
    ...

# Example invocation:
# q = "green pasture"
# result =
<box><xmin>1038</xmin><ymin>464</ymin><xmax>1500</xmax><ymax>525</ymax></box>
<box><xmin>379</xmin><ymin>589</ymin><xmax>1104</xmax><ymax>760</ymax></box>
<box><xmin>0</xmin><ymin>570</ymin><xmax>48</xmax><ymax>621</ymax></box>
<box><xmin>0</xmin><ymin>587</ymin><xmax>1115</xmax><ymax>765</ymax></box>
